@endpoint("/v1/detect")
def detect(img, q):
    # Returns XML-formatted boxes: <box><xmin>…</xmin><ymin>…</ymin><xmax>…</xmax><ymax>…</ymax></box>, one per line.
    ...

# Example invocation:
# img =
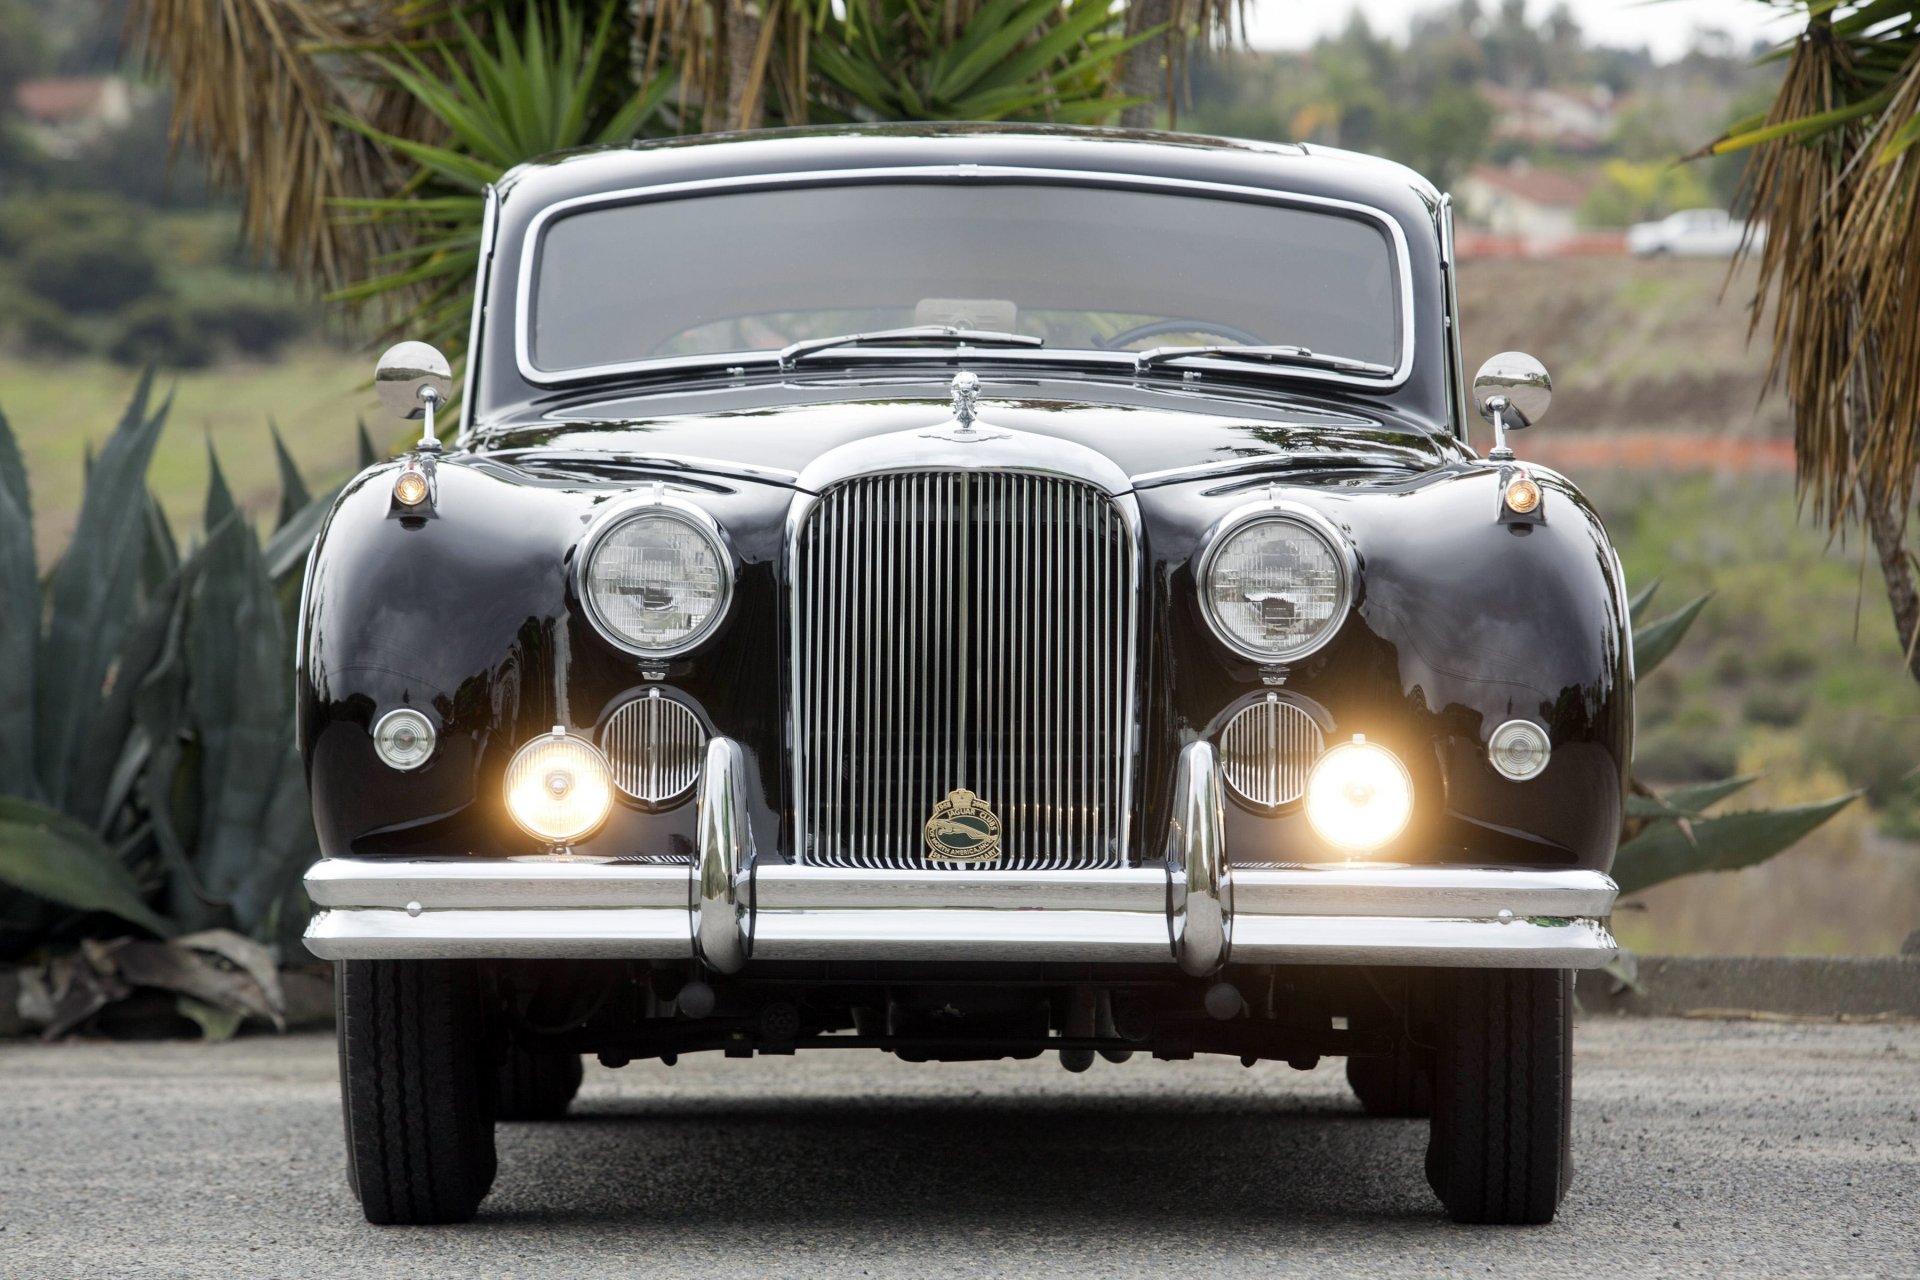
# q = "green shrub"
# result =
<box><xmin>21</xmin><ymin>231</ymin><xmax>164</xmax><ymax>314</ymax></box>
<box><xmin>190</xmin><ymin>296</ymin><xmax>311</xmax><ymax>358</ymax></box>
<box><xmin>8</xmin><ymin>295</ymin><xmax>92</xmax><ymax>358</ymax></box>
<box><xmin>109</xmin><ymin>299</ymin><xmax>214</xmax><ymax>369</ymax></box>
<box><xmin>1742</xmin><ymin>685</ymin><xmax>1809</xmax><ymax>728</ymax></box>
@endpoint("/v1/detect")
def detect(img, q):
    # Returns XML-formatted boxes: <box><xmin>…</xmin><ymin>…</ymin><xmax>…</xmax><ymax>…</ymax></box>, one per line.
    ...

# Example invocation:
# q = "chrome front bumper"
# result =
<box><xmin>305</xmin><ymin>740</ymin><xmax>1618</xmax><ymax>971</ymax></box>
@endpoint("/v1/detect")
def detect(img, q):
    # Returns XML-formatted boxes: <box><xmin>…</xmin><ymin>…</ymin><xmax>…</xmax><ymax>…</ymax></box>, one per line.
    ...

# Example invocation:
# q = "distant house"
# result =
<box><xmin>12</xmin><ymin>76</ymin><xmax>136</xmax><ymax>159</ymax></box>
<box><xmin>1479</xmin><ymin>82</ymin><xmax>1617</xmax><ymax>154</ymax></box>
<box><xmin>1456</xmin><ymin>162</ymin><xmax>1600</xmax><ymax>237</ymax></box>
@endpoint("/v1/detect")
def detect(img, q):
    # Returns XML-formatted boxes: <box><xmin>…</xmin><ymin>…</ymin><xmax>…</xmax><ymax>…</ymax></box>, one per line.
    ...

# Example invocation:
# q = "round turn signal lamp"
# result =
<box><xmin>1488</xmin><ymin>719</ymin><xmax>1552</xmax><ymax>781</ymax></box>
<box><xmin>393</xmin><ymin>469</ymin><xmax>430</xmax><ymax>507</ymax></box>
<box><xmin>1305</xmin><ymin>735</ymin><xmax>1414</xmax><ymax>854</ymax></box>
<box><xmin>1504</xmin><ymin>475</ymin><xmax>1542</xmax><ymax>515</ymax></box>
<box><xmin>504</xmin><ymin>728</ymin><xmax>614</xmax><ymax>846</ymax></box>
<box><xmin>371</xmin><ymin>708</ymin><xmax>436</xmax><ymax>771</ymax></box>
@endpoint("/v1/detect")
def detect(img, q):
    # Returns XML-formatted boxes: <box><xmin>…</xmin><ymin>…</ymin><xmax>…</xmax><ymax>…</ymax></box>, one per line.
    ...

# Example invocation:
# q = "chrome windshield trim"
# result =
<box><xmin>1439</xmin><ymin>192</ymin><xmax>1471</xmax><ymax>443</ymax></box>
<box><xmin>455</xmin><ymin>183</ymin><xmax>500</xmax><ymax>445</ymax></box>
<box><xmin>511</xmin><ymin>165</ymin><xmax>1418</xmax><ymax>393</ymax></box>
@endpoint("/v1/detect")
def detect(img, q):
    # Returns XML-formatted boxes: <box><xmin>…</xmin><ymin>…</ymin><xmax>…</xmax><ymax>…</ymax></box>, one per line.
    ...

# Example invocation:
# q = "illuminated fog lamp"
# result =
<box><xmin>392</xmin><ymin>468</ymin><xmax>430</xmax><ymax>507</ymax></box>
<box><xmin>1503</xmin><ymin>475</ymin><xmax>1542</xmax><ymax>515</ymax></box>
<box><xmin>1304</xmin><ymin>735</ymin><xmax>1413</xmax><ymax>855</ymax></box>
<box><xmin>504</xmin><ymin>727</ymin><xmax>614</xmax><ymax>847</ymax></box>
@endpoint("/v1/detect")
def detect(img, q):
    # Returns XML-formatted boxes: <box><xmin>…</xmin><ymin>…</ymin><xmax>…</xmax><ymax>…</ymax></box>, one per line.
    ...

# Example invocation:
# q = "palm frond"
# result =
<box><xmin>122</xmin><ymin>0</ymin><xmax>442</xmax><ymax>294</ymax></box>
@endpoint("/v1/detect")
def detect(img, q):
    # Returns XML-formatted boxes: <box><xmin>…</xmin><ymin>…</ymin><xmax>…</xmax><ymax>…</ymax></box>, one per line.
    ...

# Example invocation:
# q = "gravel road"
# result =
<box><xmin>2</xmin><ymin>1017</ymin><xmax>1916</xmax><ymax>1278</ymax></box>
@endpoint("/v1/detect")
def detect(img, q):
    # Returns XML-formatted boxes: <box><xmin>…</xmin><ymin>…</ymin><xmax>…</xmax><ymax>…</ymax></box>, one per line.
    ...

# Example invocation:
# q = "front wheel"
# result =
<box><xmin>338</xmin><ymin>959</ymin><xmax>498</xmax><ymax>1225</ymax></box>
<box><xmin>1424</xmin><ymin>968</ymin><xmax>1573</xmax><ymax>1225</ymax></box>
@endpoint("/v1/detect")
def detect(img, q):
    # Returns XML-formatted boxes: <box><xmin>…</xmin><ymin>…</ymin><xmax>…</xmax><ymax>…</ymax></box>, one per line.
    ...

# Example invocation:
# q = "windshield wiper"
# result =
<box><xmin>1134</xmin><ymin>344</ymin><xmax>1393</xmax><ymax>377</ymax></box>
<box><xmin>777</xmin><ymin>325</ymin><xmax>1043</xmax><ymax>369</ymax></box>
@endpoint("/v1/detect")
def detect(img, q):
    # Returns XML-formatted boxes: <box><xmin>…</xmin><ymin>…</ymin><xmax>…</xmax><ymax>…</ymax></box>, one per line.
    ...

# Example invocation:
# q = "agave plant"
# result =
<box><xmin>0</xmin><ymin>374</ymin><xmax>348</xmax><ymax>965</ymax></box>
<box><xmin>1613</xmin><ymin>581</ymin><xmax>1856</xmax><ymax>897</ymax></box>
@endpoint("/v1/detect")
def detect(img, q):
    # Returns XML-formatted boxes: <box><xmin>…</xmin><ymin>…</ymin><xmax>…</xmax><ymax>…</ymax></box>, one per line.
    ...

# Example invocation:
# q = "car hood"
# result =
<box><xmin>473</xmin><ymin>373</ymin><xmax>1466</xmax><ymax>489</ymax></box>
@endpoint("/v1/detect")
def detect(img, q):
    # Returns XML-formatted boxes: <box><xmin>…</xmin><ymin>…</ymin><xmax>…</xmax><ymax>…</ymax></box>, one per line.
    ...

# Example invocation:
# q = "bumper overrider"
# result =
<box><xmin>305</xmin><ymin>741</ymin><xmax>1619</xmax><ymax>971</ymax></box>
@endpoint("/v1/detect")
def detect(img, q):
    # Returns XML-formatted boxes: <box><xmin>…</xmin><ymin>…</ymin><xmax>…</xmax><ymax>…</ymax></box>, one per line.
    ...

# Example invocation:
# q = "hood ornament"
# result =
<box><xmin>951</xmin><ymin>370</ymin><xmax>980</xmax><ymax>429</ymax></box>
<box><xmin>923</xmin><ymin>371</ymin><xmax>1008</xmax><ymax>442</ymax></box>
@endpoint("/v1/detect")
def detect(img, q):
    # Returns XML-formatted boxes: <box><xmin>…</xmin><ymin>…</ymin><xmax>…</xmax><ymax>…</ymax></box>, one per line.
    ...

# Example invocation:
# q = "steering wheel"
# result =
<box><xmin>1097</xmin><ymin>318</ymin><xmax>1267</xmax><ymax>350</ymax></box>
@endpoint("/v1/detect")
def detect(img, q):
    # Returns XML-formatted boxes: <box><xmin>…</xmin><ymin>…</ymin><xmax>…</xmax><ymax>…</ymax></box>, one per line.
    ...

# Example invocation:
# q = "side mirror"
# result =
<box><xmin>1472</xmin><ymin>351</ymin><xmax>1551</xmax><ymax>460</ymax></box>
<box><xmin>375</xmin><ymin>341</ymin><xmax>453</xmax><ymax>451</ymax></box>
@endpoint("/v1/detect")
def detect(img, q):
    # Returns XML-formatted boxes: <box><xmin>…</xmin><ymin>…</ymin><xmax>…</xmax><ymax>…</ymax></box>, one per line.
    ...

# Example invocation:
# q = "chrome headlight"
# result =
<box><xmin>1199</xmin><ymin>505</ymin><xmax>1353</xmax><ymax>663</ymax></box>
<box><xmin>579</xmin><ymin>499</ymin><xmax>732</xmax><ymax>658</ymax></box>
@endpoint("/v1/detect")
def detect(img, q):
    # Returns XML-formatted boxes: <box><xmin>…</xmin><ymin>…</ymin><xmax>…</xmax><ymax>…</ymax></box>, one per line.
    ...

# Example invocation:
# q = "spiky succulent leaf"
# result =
<box><xmin>269</xmin><ymin>424</ymin><xmax>311</xmax><ymax>530</ymax></box>
<box><xmin>0</xmin><ymin>408</ymin><xmax>37</xmax><ymax>800</ymax></box>
<box><xmin>0</xmin><ymin>797</ymin><xmax>173</xmax><ymax>936</ymax></box>
<box><xmin>1613</xmin><ymin>794</ymin><xmax>1858</xmax><ymax>898</ymax></box>
<box><xmin>34</xmin><ymin>368</ymin><xmax>170</xmax><ymax>808</ymax></box>
<box><xmin>1631</xmin><ymin>593</ymin><xmax>1711</xmax><ymax>678</ymax></box>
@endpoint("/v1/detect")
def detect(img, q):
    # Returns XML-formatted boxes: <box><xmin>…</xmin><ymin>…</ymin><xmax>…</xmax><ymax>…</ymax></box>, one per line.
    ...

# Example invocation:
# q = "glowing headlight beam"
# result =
<box><xmin>1304</xmin><ymin>735</ymin><xmax>1413</xmax><ymax>854</ymax></box>
<box><xmin>504</xmin><ymin>728</ymin><xmax>614</xmax><ymax>846</ymax></box>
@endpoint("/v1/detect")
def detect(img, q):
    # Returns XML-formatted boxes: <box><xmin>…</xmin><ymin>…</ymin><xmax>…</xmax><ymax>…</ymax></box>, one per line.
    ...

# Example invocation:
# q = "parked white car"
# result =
<box><xmin>1627</xmin><ymin>207</ymin><xmax>1762</xmax><ymax>257</ymax></box>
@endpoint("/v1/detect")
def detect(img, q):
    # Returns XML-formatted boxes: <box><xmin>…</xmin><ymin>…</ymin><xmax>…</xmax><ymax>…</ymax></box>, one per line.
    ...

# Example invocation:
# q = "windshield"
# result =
<box><xmin>526</xmin><ymin>181</ymin><xmax>1404</xmax><ymax>377</ymax></box>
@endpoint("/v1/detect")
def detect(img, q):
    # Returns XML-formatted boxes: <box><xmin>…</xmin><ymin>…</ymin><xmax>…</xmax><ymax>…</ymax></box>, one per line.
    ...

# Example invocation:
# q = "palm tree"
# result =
<box><xmin>1706</xmin><ymin>5</ymin><xmax>1920</xmax><ymax>679</ymax></box>
<box><xmin>123</xmin><ymin>0</ymin><xmax>1237</xmax><ymax>352</ymax></box>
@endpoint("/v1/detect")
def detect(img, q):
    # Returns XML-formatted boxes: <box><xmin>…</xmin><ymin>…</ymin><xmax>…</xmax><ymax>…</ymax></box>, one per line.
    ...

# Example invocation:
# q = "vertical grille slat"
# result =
<box><xmin>796</xmin><ymin>471</ymin><xmax>1133</xmax><ymax>870</ymax></box>
<box><xmin>1218</xmin><ymin>695</ymin><xmax>1323</xmax><ymax>809</ymax></box>
<box><xmin>601</xmin><ymin>691</ymin><xmax>705</xmax><ymax>805</ymax></box>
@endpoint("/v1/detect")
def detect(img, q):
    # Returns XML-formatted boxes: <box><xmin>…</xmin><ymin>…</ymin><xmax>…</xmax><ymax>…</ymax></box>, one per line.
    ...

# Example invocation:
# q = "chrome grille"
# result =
<box><xmin>601</xmin><ymin>689</ymin><xmax>705</xmax><ymax>804</ymax></box>
<box><xmin>794</xmin><ymin>472</ymin><xmax>1135</xmax><ymax>870</ymax></box>
<box><xmin>1219</xmin><ymin>695</ymin><xmax>1323</xmax><ymax>808</ymax></box>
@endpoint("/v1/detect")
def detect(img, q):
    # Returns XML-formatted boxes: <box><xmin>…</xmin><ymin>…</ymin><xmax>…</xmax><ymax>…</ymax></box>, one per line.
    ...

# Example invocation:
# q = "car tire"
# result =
<box><xmin>1424</xmin><ymin>968</ymin><xmax>1572</xmax><ymax>1225</ymax></box>
<box><xmin>338</xmin><ymin>959</ymin><xmax>498</xmax><ymax>1225</ymax></box>
<box><xmin>496</xmin><ymin>1045</ymin><xmax>585</xmax><ymax>1121</ymax></box>
<box><xmin>1346</xmin><ymin>1043</ymin><xmax>1433</xmax><ymax>1118</ymax></box>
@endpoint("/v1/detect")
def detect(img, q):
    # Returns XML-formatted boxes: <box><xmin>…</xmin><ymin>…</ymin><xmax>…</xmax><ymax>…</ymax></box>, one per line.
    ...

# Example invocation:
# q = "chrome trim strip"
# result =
<box><xmin>305</xmin><ymin>907</ymin><xmax>692</xmax><ymax>960</ymax></box>
<box><xmin>1230</xmin><ymin>916</ymin><xmax>1617</xmax><ymax>968</ymax></box>
<box><xmin>1439</xmin><ymin>192</ymin><xmax>1471</xmax><ymax>443</ymax></box>
<box><xmin>456</xmin><ymin>182</ymin><xmax>499</xmax><ymax>444</ymax></box>
<box><xmin>304</xmin><ymin>903</ymin><xmax>1614</xmax><ymax>967</ymax></box>
<box><xmin>303</xmin><ymin>857</ymin><xmax>689</xmax><ymax>910</ymax></box>
<box><xmin>302</xmin><ymin>857</ymin><xmax>1618</xmax><ymax>967</ymax></box>
<box><xmin>1166</xmin><ymin>741</ymin><xmax>1230</xmax><ymax>974</ymax></box>
<box><xmin>792</xmin><ymin>422</ymin><xmax>1135</xmax><ymax>497</ymax></box>
<box><xmin>511</xmin><ymin>166</ymin><xmax>1418</xmax><ymax>393</ymax></box>
<box><xmin>307</xmin><ymin>857</ymin><xmax>1614</xmax><ymax>916</ymax></box>
<box><xmin>692</xmin><ymin>737</ymin><xmax>753</xmax><ymax>972</ymax></box>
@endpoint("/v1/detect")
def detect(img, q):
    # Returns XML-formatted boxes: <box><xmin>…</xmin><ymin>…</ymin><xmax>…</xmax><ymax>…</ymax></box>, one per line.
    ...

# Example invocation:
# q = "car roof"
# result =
<box><xmin>493</xmin><ymin>122</ymin><xmax>1442</xmax><ymax>213</ymax></box>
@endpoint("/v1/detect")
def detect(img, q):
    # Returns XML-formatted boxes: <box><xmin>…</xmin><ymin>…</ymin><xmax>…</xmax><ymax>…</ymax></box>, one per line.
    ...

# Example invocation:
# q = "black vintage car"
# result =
<box><xmin>301</xmin><ymin>125</ymin><xmax>1629</xmax><ymax>1227</ymax></box>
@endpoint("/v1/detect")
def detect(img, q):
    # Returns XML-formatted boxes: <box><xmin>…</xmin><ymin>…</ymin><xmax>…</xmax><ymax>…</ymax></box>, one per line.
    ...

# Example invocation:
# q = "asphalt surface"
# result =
<box><xmin>1</xmin><ymin>1017</ymin><xmax>1916</xmax><ymax>1278</ymax></box>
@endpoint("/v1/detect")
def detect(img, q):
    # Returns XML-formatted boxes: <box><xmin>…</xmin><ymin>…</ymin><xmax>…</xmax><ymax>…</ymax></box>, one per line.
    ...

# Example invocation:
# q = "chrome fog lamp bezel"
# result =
<box><xmin>371</xmin><ymin>707</ymin><xmax>437</xmax><ymax>771</ymax></box>
<box><xmin>1487</xmin><ymin>718</ymin><xmax>1552</xmax><ymax>781</ymax></box>
<box><xmin>574</xmin><ymin>492</ymin><xmax>735</xmax><ymax>660</ymax></box>
<box><xmin>1197</xmin><ymin>500</ymin><xmax>1356</xmax><ymax>664</ymax></box>
<box><xmin>503</xmin><ymin>727</ymin><xmax>616</xmax><ymax>846</ymax></box>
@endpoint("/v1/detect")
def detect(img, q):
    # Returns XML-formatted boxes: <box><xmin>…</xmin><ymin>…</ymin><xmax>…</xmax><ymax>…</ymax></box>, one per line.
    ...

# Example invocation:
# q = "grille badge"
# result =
<box><xmin>924</xmin><ymin>788</ymin><xmax>1003</xmax><ymax>864</ymax></box>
